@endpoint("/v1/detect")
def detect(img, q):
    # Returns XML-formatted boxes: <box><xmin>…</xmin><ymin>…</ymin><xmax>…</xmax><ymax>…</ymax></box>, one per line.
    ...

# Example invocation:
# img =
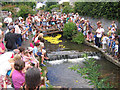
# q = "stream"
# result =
<box><xmin>45</xmin><ymin>36</ymin><xmax>120</xmax><ymax>88</ymax></box>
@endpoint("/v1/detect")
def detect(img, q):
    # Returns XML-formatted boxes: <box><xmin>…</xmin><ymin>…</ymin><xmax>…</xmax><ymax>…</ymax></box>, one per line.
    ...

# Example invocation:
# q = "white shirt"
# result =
<box><xmin>15</xmin><ymin>25</ymin><xmax>21</xmax><ymax>34</ymax></box>
<box><xmin>0</xmin><ymin>29</ymin><xmax>2</xmax><ymax>35</ymax></box>
<box><xmin>96</xmin><ymin>27</ymin><xmax>104</xmax><ymax>38</ymax></box>
<box><xmin>102</xmin><ymin>36</ymin><xmax>109</xmax><ymax>44</ymax></box>
<box><xmin>34</xmin><ymin>16</ymin><xmax>39</xmax><ymax>22</ymax></box>
<box><xmin>115</xmin><ymin>45</ymin><xmax>118</xmax><ymax>52</ymax></box>
<box><xmin>4</xmin><ymin>17</ymin><xmax>12</xmax><ymax>25</ymax></box>
<box><xmin>111</xmin><ymin>27</ymin><xmax>116</xmax><ymax>33</ymax></box>
<box><xmin>34</xmin><ymin>36</ymin><xmax>38</xmax><ymax>43</ymax></box>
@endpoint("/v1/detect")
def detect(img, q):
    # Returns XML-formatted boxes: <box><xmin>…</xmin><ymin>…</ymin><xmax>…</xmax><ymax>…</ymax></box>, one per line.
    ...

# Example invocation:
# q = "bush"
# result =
<box><xmin>72</xmin><ymin>32</ymin><xmax>85</xmax><ymax>44</ymax></box>
<box><xmin>74</xmin><ymin>2</ymin><xmax>119</xmax><ymax>20</ymax></box>
<box><xmin>17</xmin><ymin>5</ymin><xmax>35</xmax><ymax>19</ymax></box>
<box><xmin>49</xmin><ymin>4</ymin><xmax>59</xmax><ymax>10</ymax></box>
<box><xmin>63</xmin><ymin>22</ymin><xmax>77</xmax><ymax>39</ymax></box>
<box><xmin>62</xmin><ymin>5</ymin><xmax>74</xmax><ymax>14</ymax></box>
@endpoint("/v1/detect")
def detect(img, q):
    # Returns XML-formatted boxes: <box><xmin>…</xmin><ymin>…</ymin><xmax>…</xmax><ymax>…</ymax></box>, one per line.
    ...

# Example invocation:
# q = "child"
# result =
<box><xmin>107</xmin><ymin>36</ymin><xmax>113</xmax><ymax>55</ymax></box>
<box><xmin>33</xmin><ymin>43</ymin><xmax>45</xmax><ymax>66</ymax></box>
<box><xmin>86</xmin><ymin>30</ymin><xmax>93</xmax><ymax>42</ymax></box>
<box><xmin>83</xmin><ymin>21</ymin><xmax>87</xmax><ymax>36</ymax></box>
<box><xmin>114</xmin><ymin>41</ymin><xmax>119</xmax><ymax>59</ymax></box>
<box><xmin>110</xmin><ymin>38</ymin><xmax>116</xmax><ymax>57</ymax></box>
<box><xmin>107</xmin><ymin>27</ymin><xmax>112</xmax><ymax>37</ymax></box>
<box><xmin>101</xmin><ymin>34</ymin><xmax>109</xmax><ymax>52</ymax></box>
<box><xmin>22</xmin><ymin>50</ymin><xmax>31</xmax><ymax>67</ymax></box>
<box><xmin>38</xmin><ymin>38</ymin><xmax>49</xmax><ymax>60</ymax></box>
<box><xmin>27</xmin><ymin>47</ymin><xmax>39</xmax><ymax>68</ymax></box>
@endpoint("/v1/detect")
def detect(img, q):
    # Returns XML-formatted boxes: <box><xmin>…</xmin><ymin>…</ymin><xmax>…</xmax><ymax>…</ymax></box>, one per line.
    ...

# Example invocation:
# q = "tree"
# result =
<box><xmin>74</xmin><ymin>2</ymin><xmax>119</xmax><ymax>20</ymax></box>
<box><xmin>17</xmin><ymin>5</ymin><xmax>35</xmax><ymax>19</ymax></box>
<box><xmin>45</xmin><ymin>2</ymin><xmax>57</xmax><ymax>8</ymax></box>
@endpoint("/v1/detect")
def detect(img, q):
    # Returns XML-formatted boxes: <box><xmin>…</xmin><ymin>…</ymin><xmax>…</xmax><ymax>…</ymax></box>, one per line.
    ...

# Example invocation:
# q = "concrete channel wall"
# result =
<box><xmin>84</xmin><ymin>40</ymin><xmax>120</xmax><ymax>68</ymax></box>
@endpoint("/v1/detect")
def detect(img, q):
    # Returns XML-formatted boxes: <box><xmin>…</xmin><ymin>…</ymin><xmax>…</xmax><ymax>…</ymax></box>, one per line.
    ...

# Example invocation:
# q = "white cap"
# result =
<box><xmin>81</xmin><ymin>18</ymin><xmax>84</xmax><ymax>21</ymax></box>
<box><xmin>19</xmin><ymin>17</ymin><xmax>23</xmax><ymax>20</ymax></box>
<box><xmin>27</xmin><ymin>47</ymin><xmax>33</xmax><ymax>52</ymax></box>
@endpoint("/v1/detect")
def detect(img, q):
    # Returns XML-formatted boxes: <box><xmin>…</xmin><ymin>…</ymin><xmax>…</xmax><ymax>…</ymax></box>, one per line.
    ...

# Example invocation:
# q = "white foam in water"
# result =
<box><xmin>48</xmin><ymin>59</ymin><xmax>67</xmax><ymax>65</ymax></box>
<box><xmin>47</xmin><ymin>56</ymin><xmax>100</xmax><ymax>65</ymax></box>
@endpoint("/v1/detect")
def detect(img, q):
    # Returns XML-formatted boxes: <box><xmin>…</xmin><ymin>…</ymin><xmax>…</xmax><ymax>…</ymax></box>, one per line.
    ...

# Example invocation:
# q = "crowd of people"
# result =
<box><xmin>0</xmin><ymin>11</ymin><xmax>120</xmax><ymax>89</ymax></box>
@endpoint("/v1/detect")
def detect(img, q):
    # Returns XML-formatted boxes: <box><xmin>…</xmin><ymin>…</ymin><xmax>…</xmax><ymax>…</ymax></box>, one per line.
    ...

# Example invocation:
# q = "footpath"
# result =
<box><xmin>84</xmin><ymin>40</ymin><xmax>120</xmax><ymax>68</ymax></box>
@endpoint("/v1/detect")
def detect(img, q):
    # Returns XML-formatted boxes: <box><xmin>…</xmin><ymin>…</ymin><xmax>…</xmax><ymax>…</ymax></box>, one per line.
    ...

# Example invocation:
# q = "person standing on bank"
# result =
<box><xmin>4</xmin><ymin>26</ymin><xmax>29</xmax><ymax>51</ymax></box>
<box><xmin>95</xmin><ymin>21</ymin><xmax>104</xmax><ymax>47</ymax></box>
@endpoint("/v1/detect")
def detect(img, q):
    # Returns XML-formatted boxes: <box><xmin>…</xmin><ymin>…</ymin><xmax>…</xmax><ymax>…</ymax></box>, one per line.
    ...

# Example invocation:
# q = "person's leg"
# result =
<box><xmin>41</xmin><ymin>55</ymin><xmax>44</xmax><ymax>64</ymax></box>
<box><xmin>96</xmin><ymin>37</ymin><xmax>99</xmax><ymax>47</ymax></box>
<box><xmin>112</xmin><ymin>48</ymin><xmax>115</xmax><ymax>57</ymax></box>
<box><xmin>98</xmin><ymin>38</ymin><xmax>101</xmax><ymax>48</ymax></box>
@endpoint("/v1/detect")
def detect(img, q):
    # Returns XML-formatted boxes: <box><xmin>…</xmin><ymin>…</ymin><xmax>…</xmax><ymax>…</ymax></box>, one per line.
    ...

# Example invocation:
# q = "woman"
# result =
<box><xmin>12</xmin><ymin>60</ymin><xmax>25</xmax><ymax>89</ymax></box>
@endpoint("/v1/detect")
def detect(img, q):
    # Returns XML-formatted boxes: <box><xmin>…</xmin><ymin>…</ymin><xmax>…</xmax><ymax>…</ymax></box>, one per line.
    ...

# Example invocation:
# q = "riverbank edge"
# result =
<box><xmin>84</xmin><ymin>40</ymin><xmax>120</xmax><ymax>68</ymax></box>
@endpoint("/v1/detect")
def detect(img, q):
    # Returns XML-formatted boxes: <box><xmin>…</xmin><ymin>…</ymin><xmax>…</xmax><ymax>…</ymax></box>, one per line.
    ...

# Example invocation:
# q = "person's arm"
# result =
<box><xmin>34</xmin><ymin>48</ymin><xmax>38</xmax><ymax>57</ymax></box>
<box><xmin>0</xmin><ymin>47</ymin><xmax>5</xmax><ymax>53</ymax></box>
<box><xmin>110</xmin><ymin>41</ymin><xmax>113</xmax><ymax>48</ymax></box>
<box><xmin>9</xmin><ymin>68</ymin><xmax>14</xmax><ymax>78</ymax></box>
<box><xmin>3</xmin><ymin>76</ymin><xmax>7</xmax><ymax>88</ymax></box>
<box><xmin>21</xmin><ymin>27</ymin><xmax>29</xmax><ymax>36</ymax></box>
<box><xmin>35</xmin><ymin>53</ymin><xmax>38</xmax><ymax>57</ymax></box>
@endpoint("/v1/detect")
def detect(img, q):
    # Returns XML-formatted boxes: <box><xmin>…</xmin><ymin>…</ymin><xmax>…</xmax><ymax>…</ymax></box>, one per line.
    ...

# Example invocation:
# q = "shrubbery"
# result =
<box><xmin>63</xmin><ymin>22</ymin><xmax>85</xmax><ymax>44</ymax></box>
<box><xmin>74</xmin><ymin>2</ymin><xmax>119</xmax><ymax>20</ymax></box>
<box><xmin>72</xmin><ymin>32</ymin><xmax>85</xmax><ymax>44</ymax></box>
<box><xmin>63</xmin><ymin>22</ymin><xmax>77</xmax><ymax>39</ymax></box>
<box><xmin>62</xmin><ymin>5</ymin><xmax>74</xmax><ymax>14</ymax></box>
<box><xmin>17</xmin><ymin>5</ymin><xmax>35</xmax><ymax>19</ymax></box>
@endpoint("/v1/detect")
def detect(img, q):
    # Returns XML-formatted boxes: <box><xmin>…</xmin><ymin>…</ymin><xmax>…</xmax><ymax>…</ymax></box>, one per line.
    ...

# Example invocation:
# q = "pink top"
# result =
<box><xmin>87</xmin><ymin>33</ymin><xmax>93</xmax><ymax>40</ymax></box>
<box><xmin>0</xmin><ymin>42</ymin><xmax>5</xmax><ymax>54</ymax></box>
<box><xmin>12</xmin><ymin>70</ymin><xmax>25</xmax><ymax>89</ymax></box>
<box><xmin>30</xmin><ymin>43</ymin><xmax>34</xmax><ymax>48</ymax></box>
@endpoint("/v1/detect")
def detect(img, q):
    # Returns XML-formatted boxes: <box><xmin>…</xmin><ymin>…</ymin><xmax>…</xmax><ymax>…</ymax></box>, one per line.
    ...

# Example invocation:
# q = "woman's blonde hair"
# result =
<box><xmin>9</xmin><ymin>54</ymin><xmax>21</xmax><ymax>62</ymax></box>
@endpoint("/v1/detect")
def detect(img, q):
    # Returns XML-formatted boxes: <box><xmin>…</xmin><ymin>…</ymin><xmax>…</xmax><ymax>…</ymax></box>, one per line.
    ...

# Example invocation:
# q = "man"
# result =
<box><xmin>4</xmin><ymin>26</ymin><xmax>28</xmax><ymax>51</ymax></box>
<box><xmin>24</xmin><ymin>67</ymin><xmax>41</xmax><ymax>90</ymax></box>
<box><xmin>14</xmin><ymin>22</ymin><xmax>22</xmax><ymax>46</ymax></box>
<box><xmin>4</xmin><ymin>13</ymin><xmax>12</xmax><ymax>27</ymax></box>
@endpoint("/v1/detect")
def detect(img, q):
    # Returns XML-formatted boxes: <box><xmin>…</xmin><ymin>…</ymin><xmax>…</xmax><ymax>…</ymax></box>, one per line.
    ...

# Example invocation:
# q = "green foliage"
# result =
<box><xmin>74</xmin><ymin>2</ymin><xmax>119</xmax><ymax>20</ymax></box>
<box><xmin>72</xmin><ymin>32</ymin><xmax>85</xmax><ymax>44</ymax></box>
<box><xmin>49</xmin><ymin>4</ymin><xmax>59</xmax><ymax>10</ymax></box>
<box><xmin>44</xmin><ymin>2</ymin><xmax>58</xmax><ymax>12</ymax></box>
<box><xmin>17</xmin><ymin>5</ymin><xmax>35</xmax><ymax>19</ymax></box>
<box><xmin>118</xmin><ymin>29</ymin><xmax>120</xmax><ymax>35</ymax></box>
<box><xmin>63</xmin><ymin>22</ymin><xmax>77</xmax><ymax>39</ymax></box>
<box><xmin>2</xmin><ymin>4</ymin><xmax>16</xmax><ymax>17</ymax></box>
<box><xmin>69</xmin><ymin>53</ymin><xmax>114</xmax><ymax>88</ymax></box>
<box><xmin>2</xmin><ymin>2</ymin><xmax>36</xmax><ymax>9</ymax></box>
<box><xmin>45</xmin><ymin>2</ymin><xmax>57</xmax><ymax>8</ymax></box>
<box><xmin>62</xmin><ymin>5</ymin><xmax>74</xmax><ymax>14</ymax></box>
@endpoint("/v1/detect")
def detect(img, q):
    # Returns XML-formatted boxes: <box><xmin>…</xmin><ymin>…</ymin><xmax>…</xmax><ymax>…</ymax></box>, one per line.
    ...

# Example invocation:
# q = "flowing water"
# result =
<box><xmin>45</xmin><ymin>37</ymin><xmax>120</xmax><ymax>88</ymax></box>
